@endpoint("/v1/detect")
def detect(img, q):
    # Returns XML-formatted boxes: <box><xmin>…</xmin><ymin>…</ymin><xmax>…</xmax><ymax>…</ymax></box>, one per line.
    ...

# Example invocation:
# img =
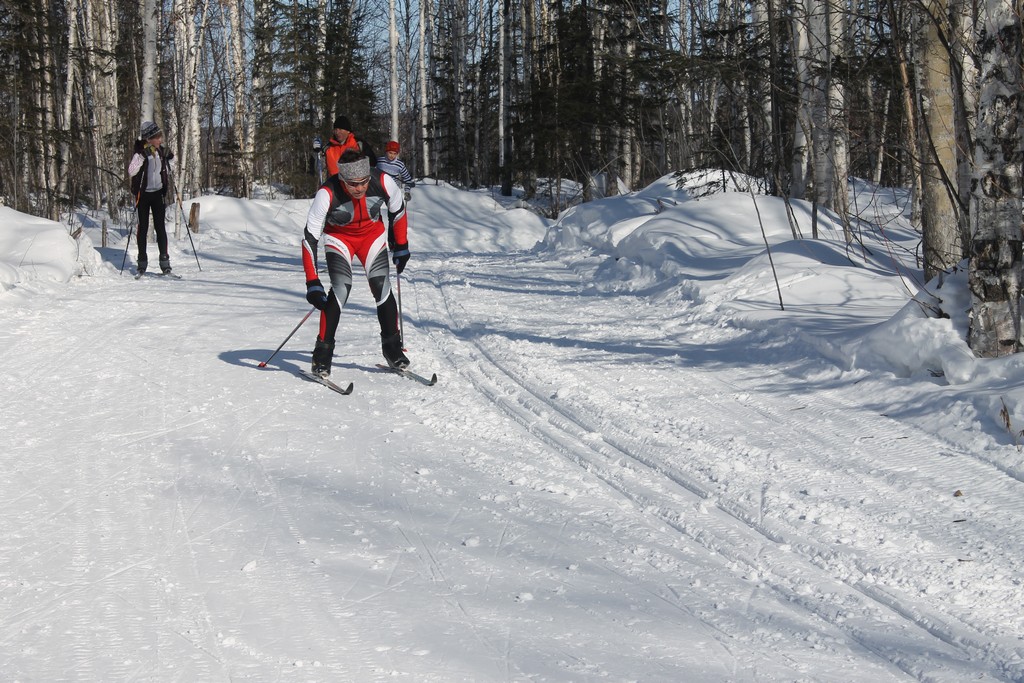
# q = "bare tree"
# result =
<box><xmin>918</xmin><ymin>0</ymin><xmax>967</xmax><ymax>279</ymax></box>
<box><xmin>225</xmin><ymin>0</ymin><xmax>253</xmax><ymax>197</ymax></box>
<box><xmin>949</xmin><ymin>0</ymin><xmax>978</xmax><ymax>235</ymax></box>
<box><xmin>142</xmin><ymin>0</ymin><xmax>158</xmax><ymax>121</ymax></box>
<box><xmin>419</xmin><ymin>0</ymin><xmax>432</xmax><ymax>177</ymax></box>
<box><xmin>808</xmin><ymin>0</ymin><xmax>851</xmax><ymax>230</ymax></box>
<box><xmin>499</xmin><ymin>0</ymin><xmax>512</xmax><ymax>195</ymax></box>
<box><xmin>168</xmin><ymin>0</ymin><xmax>211</xmax><ymax>198</ymax></box>
<box><xmin>84</xmin><ymin>0</ymin><xmax>124</xmax><ymax>211</ymax></box>
<box><xmin>389</xmin><ymin>0</ymin><xmax>399</xmax><ymax>140</ymax></box>
<box><xmin>790</xmin><ymin>0</ymin><xmax>813</xmax><ymax>200</ymax></box>
<box><xmin>967</xmin><ymin>0</ymin><xmax>1024</xmax><ymax>357</ymax></box>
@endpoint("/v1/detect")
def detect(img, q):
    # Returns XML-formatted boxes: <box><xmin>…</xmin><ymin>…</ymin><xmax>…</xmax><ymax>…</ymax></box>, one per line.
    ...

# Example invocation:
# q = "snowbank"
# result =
<box><xmin>0</xmin><ymin>206</ymin><xmax>107</xmax><ymax>294</ymax></box>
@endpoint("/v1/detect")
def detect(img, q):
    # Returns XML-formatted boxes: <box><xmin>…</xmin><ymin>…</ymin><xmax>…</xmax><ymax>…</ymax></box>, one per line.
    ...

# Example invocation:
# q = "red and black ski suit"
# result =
<box><xmin>302</xmin><ymin>170</ymin><xmax>408</xmax><ymax>344</ymax></box>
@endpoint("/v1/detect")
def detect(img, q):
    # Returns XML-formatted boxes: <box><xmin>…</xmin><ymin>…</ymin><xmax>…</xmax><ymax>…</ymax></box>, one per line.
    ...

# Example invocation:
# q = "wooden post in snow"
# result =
<box><xmin>188</xmin><ymin>203</ymin><xmax>200</xmax><ymax>233</ymax></box>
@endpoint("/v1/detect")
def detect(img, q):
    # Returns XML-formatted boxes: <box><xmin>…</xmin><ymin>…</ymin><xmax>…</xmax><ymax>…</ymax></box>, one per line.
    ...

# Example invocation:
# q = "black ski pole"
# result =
<box><xmin>183</xmin><ymin>204</ymin><xmax>202</xmax><ymax>274</ymax></box>
<box><xmin>396</xmin><ymin>270</ymin><xmax>405</xmax><ymax>346</ymax></box>
<box><xmin>258</xmin><ymin>308</ymin><xmax>316</xmax><ymax>368</ymax></box>
<box><xmin>167</xmin><ymin>165</ymin><xmax>203</xmax><ymax>272</ymax></box>
<box><xmin>119</xmin><ymin>222</ymin><xmax>133</xmax><ymax>274</ymax></box>
<box><xmin>120</xmin><ymin>197</ymin><xmax>138</xmax><ymax>275</ymax></box>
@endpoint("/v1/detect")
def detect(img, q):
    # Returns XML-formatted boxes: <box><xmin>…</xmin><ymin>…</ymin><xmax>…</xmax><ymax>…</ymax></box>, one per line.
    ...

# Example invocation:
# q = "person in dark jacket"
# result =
<box><xmin>324</xmin><ymin>115</ymin><xmax>377</xmax><ymax>178</ymax></box>
<box><xmin>128</xmin><ymin>120</ymin><xmax>174</xmax><ymax>275</ymax></box>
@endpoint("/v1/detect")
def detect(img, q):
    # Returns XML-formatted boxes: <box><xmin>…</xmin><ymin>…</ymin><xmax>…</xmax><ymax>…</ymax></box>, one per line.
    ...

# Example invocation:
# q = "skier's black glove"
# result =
<box><xmin>391</xmin><ymin>244</ymin><xmax>410</xmax><ymax>275</ymax></box>
<box><xmin>404</xmin><ymin>191</ymin><xmax>411</xmax><ymax>203</ymax></box>
<box><xmin>305</xmin><ymin>278</ymin><xmax>328</xmax><ymax>310</ymax></box>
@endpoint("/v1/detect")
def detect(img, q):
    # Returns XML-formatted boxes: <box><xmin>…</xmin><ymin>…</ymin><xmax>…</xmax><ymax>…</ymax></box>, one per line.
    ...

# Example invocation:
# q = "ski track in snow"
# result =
<box><xmin>2</xmin><ymin>212</ymin><xmax>1024</xmax><ymax>681</ymax></box>
<box><xmin>410</xmin><ymin>251</ymin><xmax>1024</xmax><ymax>683</ymax></box>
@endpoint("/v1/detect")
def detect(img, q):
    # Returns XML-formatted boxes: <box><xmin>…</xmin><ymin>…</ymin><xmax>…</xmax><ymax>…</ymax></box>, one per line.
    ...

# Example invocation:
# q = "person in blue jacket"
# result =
<box><xmin>375</xmin><ymin>141</ymin><xmax>415</xmax><ymax>200</ymax></box>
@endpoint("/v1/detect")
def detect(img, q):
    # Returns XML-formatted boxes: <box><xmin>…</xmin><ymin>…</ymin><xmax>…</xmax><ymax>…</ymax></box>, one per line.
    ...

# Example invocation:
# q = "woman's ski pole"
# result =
<box><xmin>178</xmin><ymin>197</ymin><xmax>203</xmax><ymax>271</ymax></box>
<box><xmin>396</xmin><ymin>271</ymin><xmax>405</xmax><ymax>346</ymax></box>
<box><xmin>258</xmin><ymin>308</ymin><xmax>316</xmax><ymax>368</ymax></box>
<box><xmin>168</xmin><ymin>166</ymin><xmax>203</xmax><ymax>271</ymax></box>
<box><xmin>120</xmin><ymin>196</ymin><xmax>138</xmax><ymax>274</ymax></box>
<box><xmin>119</xmin><ymin>223</ymin><xmax>133</xmax><ymax>274</ymax></box>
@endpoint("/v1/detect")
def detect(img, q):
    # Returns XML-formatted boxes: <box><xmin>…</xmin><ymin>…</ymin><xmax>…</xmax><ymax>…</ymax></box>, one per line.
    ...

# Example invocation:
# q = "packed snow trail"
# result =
<box><xmin>0</xmin><ymin>187</ymin><xmax>1021</xmax><ymax>682</ymax></box>
<box><xmin>406</xmin><ymin>250</ymin><xmax>1024</xmax><ymax>682</ymax></box>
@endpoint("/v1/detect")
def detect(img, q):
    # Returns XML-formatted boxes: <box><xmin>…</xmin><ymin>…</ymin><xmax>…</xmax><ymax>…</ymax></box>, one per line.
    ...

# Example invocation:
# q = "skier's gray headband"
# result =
<box><xmin>338</xmin><ymin>157</ymin><xmax>371</xmax><ymax>184</ymax></box>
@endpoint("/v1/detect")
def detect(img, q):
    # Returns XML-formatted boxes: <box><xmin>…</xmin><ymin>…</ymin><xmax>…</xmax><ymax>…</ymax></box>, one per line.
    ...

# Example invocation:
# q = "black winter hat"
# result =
<box><xmin>332</xmin><ymin>115</ymin><xmax>351</xmax><ymax>131</ymax></box>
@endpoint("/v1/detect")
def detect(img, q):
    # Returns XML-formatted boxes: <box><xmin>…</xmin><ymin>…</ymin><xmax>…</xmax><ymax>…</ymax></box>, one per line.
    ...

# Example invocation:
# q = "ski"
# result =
<box><xmin>300</xmin><ymin>369</ymin><xmax>354</xmax><ymax>395</ymax></box>
<box><xmin>376</xmin><ymin>364</ymin><xmax>437</xmax><ymax>386</ymax></box>
<box><xmin>134</xmin><ymin>271</ymin><xmax>182</xmax><ymax>280</ymax></box>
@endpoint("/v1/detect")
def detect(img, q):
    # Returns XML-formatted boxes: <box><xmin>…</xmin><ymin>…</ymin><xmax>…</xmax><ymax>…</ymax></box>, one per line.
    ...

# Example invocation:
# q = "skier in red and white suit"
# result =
<box><xmin>302</xmin><ymin>150</ymin><xmax>411</xmax><ymax>377</ymax></box>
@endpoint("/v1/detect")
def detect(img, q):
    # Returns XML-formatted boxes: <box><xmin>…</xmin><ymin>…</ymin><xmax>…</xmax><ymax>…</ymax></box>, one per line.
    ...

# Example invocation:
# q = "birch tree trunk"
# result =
<box><xmin>809</xmin><ymin>0</ymin><xmax>831</xmax><ymax>209</ymax></box>
<box><xmin>471</xmin><ymin>0</ymin><xmax>486</xmax><ymax>187</ymax></box>
<box><xmin>46</xmin><ymin>13</ymin><xmax>58</xmax><ymax>217</ymax></box>
<box><xmin>252</xmin><ymin>0</ymin><xmax>271</xmax><ymax>181</ymax></box>
<box><xmin>919</xmin><ymin>0</ymin><xmax>964</xmax><ymax>279</ymax></box>
<box><xmin>808</xmin><ymin>0</ymin><xmax>849</xmax><ymax>224</ymax></box>
<box><xmin>34</xmin><ymin>0</ymin><xmax>58</xmax><ymax>218</ymax></box>
<box><xmin>594</xmin><ymin>0</ymin><xmax>607</xmax><ymax>190</ymax></box>
<box><xmin>226</xmin><ymin>0</ymin><xmax>253</xmax><ymax>197</ymax></box>
<box><xmin>888</xmin><ymin>0</ymin><xmax>923</xmax><ymax>227</ymax></box>
<box><xmin>871</xmin><ymin>89</ymin><xmax>890</xmax><ymax>184</ymax></box>
<box><xmin>790</xmin><ymin>0</ymin><xmax>811</xmax><ymax>200</ymax></box>
<box><xmin>950</xmin><ymin>0</ymin><xmax>978</xmax><ymax>230</ymax></box>
<box><xmin>620</xmin><ymin>31</ymin><xmax>636</xmax><ymax>191</ymax></box>
<box><xmin>170</xmin><ymin>0</ymin><xmax>210</xmax><ymax>198</ymax></box>
<box><xmin>316</xmin><ymin>0</ymin><xmax>327</xmax><ymax>128</ymax></box>
<box><xmin>676</xmin><ymin>1</ymin><xmax>694</xmax><ymax>173</ymax></box>
<box><xmin>141</xmin><ymin>0</ymin><xmax>158</xmax><ymax>121</ymax></box>
<box><xmin>390</xmin><ymin>0</ymin><xmax>399</xmax><ymax>140</ymax></box>
<box><xmin>499</xmin><ymin>0</ymin><xmax>512</xmax><ymax>195</ymax></box>
<box><xmin>60</xmin><ymin>0</ymin><xmax>81</xmax><ymax>206</ymax></box>
<box><xmin>455</xmin><ymin>0</ymin><xmax>469</xmax><ymax>186</ymax></box>
<box><xmin>419</xmin><ymin>0</ymin><xmax>431</xmax><ymax>177</ymax></box>
<box><xmin>827</xmin><ymin>0</ymin><xmax>849</xmax><ymax>234</ymax></box>
<box><xmin>520</xmin><ymin>0</ymin><xmax>536</xmax><ymax>198</ymax></box>
<box><xmin>968</xmin><ymin>0</ymin><xmax>1024</xmax><ymax>357</ymax></box>
<box><xmin>85</xmin><ymin>0</ymin><xmax>123</xmax><ymax>211</ymax></box>
<box><xmin>402</xmin><ymin>1</ymin><xmax>417</xmax><ymax>164</ymax></box>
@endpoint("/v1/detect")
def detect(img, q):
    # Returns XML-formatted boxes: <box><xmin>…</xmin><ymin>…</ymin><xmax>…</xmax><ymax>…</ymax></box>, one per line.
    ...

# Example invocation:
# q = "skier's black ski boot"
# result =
<box><xmin>311</xmin><ymin>339</ymin><xmax>335</xmax><ymax>377</ymax></box>
<box><xmin>137</xmin><ymin>258</ymin><xmax>148</xmax><ymax>276</ymax></box>
<box><xmin>159</xmin><ymin>256</ymin><xmax>172</xmax><ymax>275</ymax></box>
<box><xmin>381</xmin><ymin>333</ymin><xmax>409</xmax><ymax>370</ymax></box>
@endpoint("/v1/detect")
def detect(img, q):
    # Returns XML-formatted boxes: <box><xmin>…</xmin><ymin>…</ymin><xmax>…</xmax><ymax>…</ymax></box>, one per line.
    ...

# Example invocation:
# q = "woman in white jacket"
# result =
<box><xmin>127</xmin><ymin>120</ymin><xmax>174</xmax><ymax>275</ymax></box>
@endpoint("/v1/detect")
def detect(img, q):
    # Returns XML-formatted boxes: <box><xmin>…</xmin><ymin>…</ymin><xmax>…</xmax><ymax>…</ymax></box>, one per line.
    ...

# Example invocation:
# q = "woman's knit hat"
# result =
<box><xmin>140</xmin><ymin>121</ymin><xmax>161</xmax><ymax>140</ymax></box>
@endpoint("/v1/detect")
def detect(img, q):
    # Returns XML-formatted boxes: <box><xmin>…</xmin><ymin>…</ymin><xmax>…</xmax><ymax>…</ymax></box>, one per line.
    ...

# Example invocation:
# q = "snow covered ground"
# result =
<box><xmin>1</xmin><ymin>173</ymin><xmax>1023</xmax><ymax>682</ymax></box>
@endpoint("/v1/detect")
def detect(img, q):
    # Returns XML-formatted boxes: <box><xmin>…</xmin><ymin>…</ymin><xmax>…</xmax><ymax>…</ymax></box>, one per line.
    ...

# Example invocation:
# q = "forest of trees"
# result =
<box><xmin>0</xmin><ymin>0</ymin><xmax>1021</xmax><ymax>356</ymax></box>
